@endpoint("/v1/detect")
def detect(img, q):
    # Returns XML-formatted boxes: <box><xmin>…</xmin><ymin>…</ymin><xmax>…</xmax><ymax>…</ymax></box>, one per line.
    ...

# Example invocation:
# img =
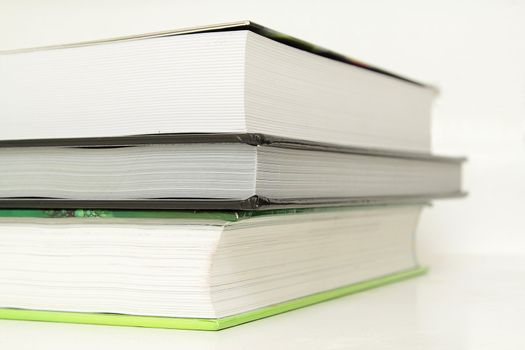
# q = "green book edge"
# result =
<box><xmin>0</xmin><ymin>205</ymin><xmax>414</xmax><ymax>222</ymax></box>
<box><xmin>0</xmin><ymin>267</ymin><xmax>427</xmax><ymax>331</ymax></box>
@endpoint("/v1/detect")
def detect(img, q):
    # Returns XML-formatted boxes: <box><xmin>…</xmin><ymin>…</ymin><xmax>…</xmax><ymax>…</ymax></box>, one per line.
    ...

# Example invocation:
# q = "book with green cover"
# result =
<box><xmin>0</xmin><ymin>205</ymin><xmax>425</xmax><ymax>330</ymax></box>
<box><xmin>0</xmin><ymin>268</ymin><xmax>426</xmax><ymax>330</ymax></box>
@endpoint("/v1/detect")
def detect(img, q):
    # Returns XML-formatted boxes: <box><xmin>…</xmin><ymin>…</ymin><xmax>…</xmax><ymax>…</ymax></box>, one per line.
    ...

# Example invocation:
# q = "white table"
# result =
<box><xmin>1</xmin><ymin>255</ymin><xmax>523</xmax><ymax>350</ymax></box>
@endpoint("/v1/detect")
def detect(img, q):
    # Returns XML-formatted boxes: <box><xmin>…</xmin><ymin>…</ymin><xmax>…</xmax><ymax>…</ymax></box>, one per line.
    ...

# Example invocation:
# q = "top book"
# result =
<box><xmin>0</xmin><ymin>21</ymin><xmax>436</xmax><ymax>152</ymax></box>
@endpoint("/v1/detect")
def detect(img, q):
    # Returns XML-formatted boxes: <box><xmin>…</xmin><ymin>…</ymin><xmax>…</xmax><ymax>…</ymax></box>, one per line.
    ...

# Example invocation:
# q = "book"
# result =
<box><xmin>0</xmin><ymin>204</ymin><xmax>425</xmax><ymax>330</ymax></box>
<box><xmin>0</xmin><ymin>21</ymin><xmax>436</xmax><ymax>153</ymax></box>
<box><xmin>0</xmin><ymin>134</ymin><xmax>463</xmax><ymax>208</ymax></box>
<box><xmin>0</xmin><ymin>20</ymin><xmax>464</xmax><ymax>333</ymax></box>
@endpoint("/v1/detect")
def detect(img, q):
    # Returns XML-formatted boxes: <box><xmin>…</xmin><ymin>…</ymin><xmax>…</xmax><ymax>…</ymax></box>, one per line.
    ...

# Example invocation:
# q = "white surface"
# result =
<box><xmin>1</xmin><ymin>255</ymin><xmax>523</xmax><ymax>350</ymax></box>
<box><xmin>1</xmin><ymin>0</ymin><xmax>524</xmax><ymax>254</ymax></box>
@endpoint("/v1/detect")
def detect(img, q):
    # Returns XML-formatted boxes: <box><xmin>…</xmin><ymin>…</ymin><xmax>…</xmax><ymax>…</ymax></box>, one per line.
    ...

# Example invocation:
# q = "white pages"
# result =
<box><xmin>0</xmin><ymin>30</ymin><xmax>435</xmax><ymax>152</ymax></box>
<box><xmin>0</xmin><ymin>205</ymin><xmax>422</xmax><ymax>318</ymax></box>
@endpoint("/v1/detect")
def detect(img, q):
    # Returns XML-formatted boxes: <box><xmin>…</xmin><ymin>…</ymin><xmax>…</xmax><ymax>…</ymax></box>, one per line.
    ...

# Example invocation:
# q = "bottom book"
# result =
<box><xmin>0</xmin><ymin>268</ymin><xmax>426</xmax><ymax>330</ymax></box>
<box><xmin>0</xmin><ymin>204</ymin><xmax>425</xmax><ymax>330</ymax></box>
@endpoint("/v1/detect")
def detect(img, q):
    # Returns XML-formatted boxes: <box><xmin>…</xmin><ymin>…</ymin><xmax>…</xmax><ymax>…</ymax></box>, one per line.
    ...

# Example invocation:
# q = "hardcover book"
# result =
<box><xmin>0</xmin><ymin>134</ymin><xmax>463</xmax><ymax>209</ymax></box>
<box><xmin>0</xmin><ymin>205</ymin><xmax>426</xmax><ymax>330</ymax></box>
<box><xmin>0</xmin><ymin>21</ymin><xmax>436</xmax><ymax>152</ymax></box>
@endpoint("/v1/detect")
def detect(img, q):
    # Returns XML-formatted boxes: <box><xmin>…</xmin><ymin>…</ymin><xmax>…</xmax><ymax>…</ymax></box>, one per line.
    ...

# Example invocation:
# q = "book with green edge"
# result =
<box><xmin>0</xmin><ymin>204</ymin><xmax>426</xmax><ymax>330</ymax></box>
<box><xmin>0</xmin><ymin>267</ymin><xmax>426</xmax><ymax>330</ymax></box>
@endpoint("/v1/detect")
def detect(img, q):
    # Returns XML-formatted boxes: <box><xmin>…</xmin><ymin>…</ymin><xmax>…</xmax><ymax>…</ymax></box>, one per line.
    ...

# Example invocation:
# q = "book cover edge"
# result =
<box><xmin>0</xmin><ymin>193</ymin><xmax>462</xmax><ymax>211</ymax></box>
<box><xmin>0</xmin><ymin>132</ymin><xmax>467</xmax><ymax>163</ymax></box>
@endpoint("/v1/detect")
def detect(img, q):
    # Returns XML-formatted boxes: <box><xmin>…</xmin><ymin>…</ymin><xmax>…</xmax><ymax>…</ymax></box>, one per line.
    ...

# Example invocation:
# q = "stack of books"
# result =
<box><xmin>0</xmin><ymin>21</ymin><xmax>464</xmax><ymax>330</ymax></box>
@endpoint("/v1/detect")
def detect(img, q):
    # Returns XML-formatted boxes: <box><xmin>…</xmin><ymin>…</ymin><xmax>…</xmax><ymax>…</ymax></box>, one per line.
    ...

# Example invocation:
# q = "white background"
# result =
<box><xmin>1</xmin><ymin>0</ymin><xmax>524</xmax><ymax>260</ymax></box>
<box><xmin>1</xmin><ymin>2</ymin><xmax>525</xmax><ymax>348</ymax></box>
